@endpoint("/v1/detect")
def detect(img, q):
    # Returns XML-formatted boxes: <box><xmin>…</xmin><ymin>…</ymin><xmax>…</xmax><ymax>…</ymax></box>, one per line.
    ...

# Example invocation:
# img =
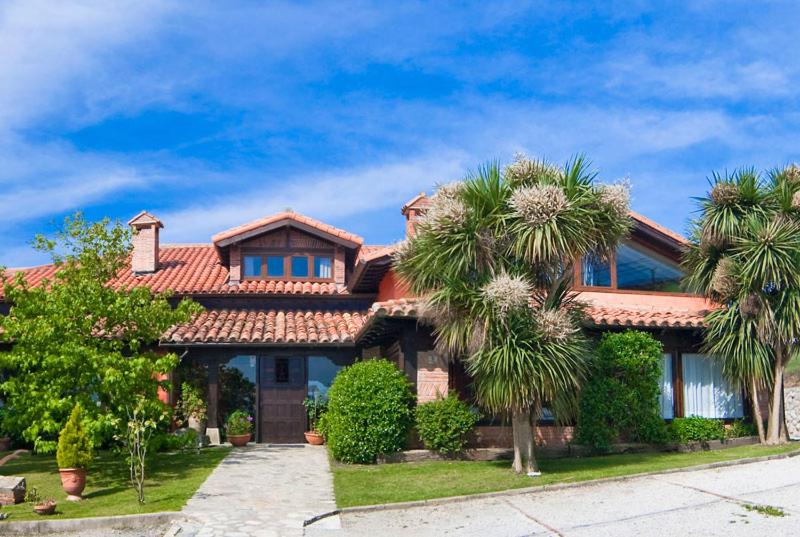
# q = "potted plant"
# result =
<box><xmin>176</xmin><ymin>383</ymin><xmax>207</xmax><ymax>436</ymax></box>
<box><xmin>0</xmin><ymin>407</ymin><xmax>11</xmax><ymax>452</ymax></box>
<box><xmin>225</xmin><ymin>410</ymin><xmax>253</xmax><ymax>447</ymax></box>
<box><xmin>26</xmin><ymin>486</ymin><xmax>57</xmax><ymax>516</ymax></box>
<box><xmin>303</xmin><ymin>394</ymin><xmax>327</xmax><ymax>445</ymax></box>
<box><xmin>56</xmin><ymin>404</ymin><xmax>93</xmax><ymax>501</ymax></box>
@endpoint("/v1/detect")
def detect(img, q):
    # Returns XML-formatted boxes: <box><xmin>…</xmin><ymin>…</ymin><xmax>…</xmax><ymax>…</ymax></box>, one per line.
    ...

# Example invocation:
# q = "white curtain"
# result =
<box><xmin>682</xmin><ymin>353</ymin><xmax>744</xmax><ymax>418</ymax></box>
<box><xmin>315</xmin><ymin>257</ymin><xmax>332</xmax><ymax>278</ymax></box>
<box><xmin>659</xmin><ymin>353</ymin><xmax>674</xmax><ymax>419</ymax></box>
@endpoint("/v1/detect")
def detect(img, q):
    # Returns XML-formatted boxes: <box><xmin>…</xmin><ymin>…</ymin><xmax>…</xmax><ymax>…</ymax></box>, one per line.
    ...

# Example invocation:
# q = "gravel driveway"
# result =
<box><xmin>320</xmin><ymin>454</ymin><xmax>800</xmax><ymax>537</ymax></box>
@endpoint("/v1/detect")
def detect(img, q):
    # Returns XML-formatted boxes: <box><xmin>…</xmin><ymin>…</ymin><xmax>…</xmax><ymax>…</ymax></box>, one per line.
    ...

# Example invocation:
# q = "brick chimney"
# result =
<box><xmin>128</xmin><ymin>211</ymin><xmax>163</xmax><ymax>274</ymax></box>
<box><xmin>401</xmin><ymin>193</ymin><xmax>429</xmax><ymax>237</ymax></box>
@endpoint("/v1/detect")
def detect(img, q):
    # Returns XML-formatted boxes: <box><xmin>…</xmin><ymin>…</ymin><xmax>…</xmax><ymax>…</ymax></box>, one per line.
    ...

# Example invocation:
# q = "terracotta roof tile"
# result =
<box><xmin>1</xmin><ymin>245</ymin><xmax>349</xmax><ymax>297</ymax></box>
<box><xmin>211</xmin><ymin>211</ymin><xmax>363</xmax><ymax>246</ymax></box>
<box><xmin>163</xmin><ymin>308</ymin><xmax>367</xmax><ymax>344</ymax></box>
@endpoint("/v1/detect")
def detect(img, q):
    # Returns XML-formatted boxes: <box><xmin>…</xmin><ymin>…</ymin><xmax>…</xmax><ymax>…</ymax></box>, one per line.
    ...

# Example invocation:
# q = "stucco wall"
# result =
<box><xmin>785</xmin><ymin>387</ymin><xmax>800</xmax><ymax>439</ymax></box>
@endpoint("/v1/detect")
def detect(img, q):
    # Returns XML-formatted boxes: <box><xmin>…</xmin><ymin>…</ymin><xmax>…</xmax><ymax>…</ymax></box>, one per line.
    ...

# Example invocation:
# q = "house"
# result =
<box><xmin>0</xmin><ymin>197</ymin><xmax>744</xmax><ymax>446</ymax></box>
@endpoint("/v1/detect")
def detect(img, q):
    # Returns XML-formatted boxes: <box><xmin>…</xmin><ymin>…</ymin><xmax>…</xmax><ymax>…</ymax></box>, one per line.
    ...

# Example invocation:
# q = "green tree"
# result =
<box><xmin>684</xmin><ymin>166</ymin><xmax>800</xmax><ymax>444</ymax></box>
<box><xmin>0</xmin><ymin>213</ymin><xmax>201</xmax><ymax>453</ymax></box>
<box><xmin>396</xmin><ymin>155</ymin><xmax>630</xmax><ymax>473</ymax></box>
<box><xmin>56</xmin><ymin>404</ymin><xmax>93</xmax><ymax>469</ymax></box>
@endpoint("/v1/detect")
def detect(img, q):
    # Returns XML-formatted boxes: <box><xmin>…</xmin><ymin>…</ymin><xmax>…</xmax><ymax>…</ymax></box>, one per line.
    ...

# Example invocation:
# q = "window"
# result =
<box><xmin>243</xmin><ymin>255</ymin><xmax>261</xmax><ymax>277</ymax></box>
<box><xmin>219</xmin><ymin>356</ymin><xmax>257</xmax><ymax>424</ymax></box>
<box><xmin>682</xmin><ymin>353</ymin><xmax>744</xmax><ymax>419</ymax></box>
<box><xmin>307</xmin><ymin>356</ymin><xmax>343</xmax><ymax>398</ymax></box>
<box><xmin>616</xmin><ymin>243</ymin><xmax>684</xmax><ymax>292</ymax></box>
<box><xmin>581</xmin><ymin>256</ymin><xmax>611</xmax><ymax>287</ymax></box>
<box><xmin>659</xmin><ymin>353</ymin><xmax>674</xmax><ymax>419</ymax></box>
<box><xmin>314</xmin><ymin>256</ymin><xmax>332</xmax><ymax>279</ymax></box>
<box><xmin>275</xmin><ymin>358</ymin><xmax>290</xmax><ymax>383</ymax></box>
<box><xmin>291</xmin><ymin>256</ymin><xmax>309</xmax><ymax>277</ymax></box>
<box><xmin>266</xmin><ymin>256</ymin><xmax>284</xmax><ymax>277</ymax></box>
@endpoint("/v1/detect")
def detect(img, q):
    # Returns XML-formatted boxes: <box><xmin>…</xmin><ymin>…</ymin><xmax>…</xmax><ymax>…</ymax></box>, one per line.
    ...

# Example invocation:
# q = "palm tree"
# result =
<box><xmin>395</xmin><ymin>156</ymin><xmax>630</xmax><ymax>474</ymax></box>
<box><xmin>684</xmin><ymin>166</ymin><xmax>800</xmax><ymax>444</ymax></box>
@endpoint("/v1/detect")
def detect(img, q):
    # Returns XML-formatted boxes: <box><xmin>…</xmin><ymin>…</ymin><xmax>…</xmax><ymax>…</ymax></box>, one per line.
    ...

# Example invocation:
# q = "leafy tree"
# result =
<box><xmin>396</xmin><ymin>155</ymin><xmax>630</xmax><ymax>473</ymax></box>
<box><xmin>0</xmin><ymin>214</ymin><xmax>201</xmax><ymax>453</ymax></box>
<box><xmin>684</xmin><ymin>166</ymin><xmax>800</xmax><ymax>444</ymax></box>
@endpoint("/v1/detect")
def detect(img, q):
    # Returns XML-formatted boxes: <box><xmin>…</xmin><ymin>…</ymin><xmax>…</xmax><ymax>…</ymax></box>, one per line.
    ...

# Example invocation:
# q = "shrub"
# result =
<box><xmin>670</xmin><ymin>416</ymin><xmax>725</xmax><ymax>443</ymax></box>
<box><xmin>225</xmin><ymin>410</ymin><xmax>254</xmax><ymax>436</ymax></box>
<box><xmin>149</xmin><ymin>429</ymin><xmax>199</xmax><ymax>452</ymax></box>
<box><xmin>56</xmin><ymin>404</ymin><xmax>93</xmax><ymax>469</ymax></box>
<box><xmin>576</xmin><ymin>331</ymin><xmax>670</xmax><ymax>452</ymax></box>
<box><xmin>176</xmin><ymin>383</ymin><xmax>207</xmax><ymax>425</ymax></box>
<box><xmin>325</xmin><ymin>359</ymin><xmax>415</xmax><ymax>463</ymax></box>
<box><xmin>725</xmin><ymin>419</ymin><xmax>757</xmax><ymax>439</ymax></box>
<box><xmin>415</xmin><ymin>392</ymin><xmax>480</xmax><ymax>455</ymax></box>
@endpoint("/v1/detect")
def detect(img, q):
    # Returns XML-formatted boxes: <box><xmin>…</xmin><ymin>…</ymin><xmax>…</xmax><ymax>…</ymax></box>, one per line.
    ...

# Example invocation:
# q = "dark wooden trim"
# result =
<box><xmin>673</xmin><ymin>352</ymin><xmax>684</xmax><ymax>418</ymax></box>
<box><xmin>207</xmin><ymin>362</ymin><xmax>219</xmax><ymax>428</ymax></box>
<box><xmin>240</xmin><ymin>250</ymin><xmax>336</xmax><ymax>283</ymax></box>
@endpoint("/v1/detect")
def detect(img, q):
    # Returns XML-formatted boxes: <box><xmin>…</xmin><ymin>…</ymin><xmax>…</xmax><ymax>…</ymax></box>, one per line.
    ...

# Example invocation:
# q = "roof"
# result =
<box><xmin>629</xmin><ymin>210</ymin><xmax>688</xmax><ymax>247</ymax></box>
<box><xmin>1</xmin><ymin>245</ymin><xmax>351</xmax><ymax>297</ymax></box>
<box><xmin>162</xmin><ymin>308</ymin><xmax>367</xmax><ymax>345</ymax></box>
<box><xmin>127</xmin><ymin>211</ymin><xmax>164</xmax><ymax>228</ymax></box>
<box><xmin>401</xmin><ymin>193</ymin><xmax>430</xmax><ymax>215</ymax></box>
<box><xmin>212</xmin><ymin>211</ymin><xmax>363</xmax><ymax>248</ymax></box>
<box><xmin>357</xmin><ymin>293</ymin><xmax>714</xmax><ymax>339</ymax></box>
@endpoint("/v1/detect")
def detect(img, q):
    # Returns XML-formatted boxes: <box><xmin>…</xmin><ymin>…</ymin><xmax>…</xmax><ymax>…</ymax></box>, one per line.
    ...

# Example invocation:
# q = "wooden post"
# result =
<box><xmin>207</xmin><ymin>361</ymin><xmax>219</xmax><ymax>428</ymax></box>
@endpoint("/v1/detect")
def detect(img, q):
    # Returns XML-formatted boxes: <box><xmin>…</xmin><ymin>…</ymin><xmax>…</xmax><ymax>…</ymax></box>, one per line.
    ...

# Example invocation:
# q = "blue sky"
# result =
<box><xmin>2</xmin><ymin>1</ymin><xmax>799</xmax><ymax>266</ymax></box>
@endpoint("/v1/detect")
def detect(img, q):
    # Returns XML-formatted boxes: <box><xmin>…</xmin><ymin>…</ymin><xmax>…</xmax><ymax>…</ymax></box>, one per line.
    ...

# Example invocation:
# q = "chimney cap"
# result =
<box><xmin>128</xmin><ymin>210</ymin><xmax>164</xmax><ymax>229</ymax></box>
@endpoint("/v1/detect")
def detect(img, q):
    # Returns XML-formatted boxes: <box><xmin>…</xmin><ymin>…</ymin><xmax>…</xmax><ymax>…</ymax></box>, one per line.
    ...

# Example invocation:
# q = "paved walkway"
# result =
<box><xmin>171</xmin><ymin>444</ymin><xmax>339</xmax><ymax>537</ymax></box>
<box><xmin>331</xmin><ymin>455</ymin><xmax>800</xmax><ymax>536</ymax></box>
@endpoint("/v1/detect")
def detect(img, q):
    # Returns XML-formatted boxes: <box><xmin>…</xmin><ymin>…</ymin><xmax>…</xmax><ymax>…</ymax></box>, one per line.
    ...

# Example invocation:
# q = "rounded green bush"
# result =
<box><xmin>56</xmin><ymin>404</ymin><xmax>93</xmax><ymax>469</ymax></box>
<box><xmin>325</xmin><ymin>359</ymin><xmax>415</xmax><ymax>463</ymax></box>
<box><xmin>669</xmin><ymin>416</ymin><xmax>725</xmax><ymax>443</ymax></box>
<box><xmin>576</xmin><ymin>330</ymin><xmax>669</xmax><ymax>452</ymax></box>
<box><xmin>415</xmin><ymin>392</ymin><xmax>480</xmax><ymax>455</ymax></box>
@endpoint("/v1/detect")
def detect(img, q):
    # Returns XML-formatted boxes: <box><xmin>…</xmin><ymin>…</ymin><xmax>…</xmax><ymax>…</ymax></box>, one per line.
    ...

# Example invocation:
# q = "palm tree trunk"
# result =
<box><xmin>750</xmin><ymin>377</ymin><xmax>766</xmax><ymax>444</ymax></box>
<box><xmin>511</xmin><ymin>406</ymin><xmax>539</xmax><ymax>475</ymax></box>
<box><xmin>766</xmin><ymin>353</ymin><xmax>787</xmax><ymax>445</ymax></box>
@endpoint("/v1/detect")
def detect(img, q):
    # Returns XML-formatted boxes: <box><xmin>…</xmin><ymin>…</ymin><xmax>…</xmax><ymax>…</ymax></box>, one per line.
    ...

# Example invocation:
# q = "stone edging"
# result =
<box><xmin>304</xmin><ymin>447</ymin><xmax>800</xmax><ymax>527</ymax></box>
<box><xmin>0</xmin><ymin>510</ymin><xmax>182</xmax><ymax>535</ymax></box>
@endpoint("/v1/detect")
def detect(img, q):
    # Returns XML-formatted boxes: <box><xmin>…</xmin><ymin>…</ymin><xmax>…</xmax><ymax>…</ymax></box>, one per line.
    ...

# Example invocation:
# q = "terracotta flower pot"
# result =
<box><xmin>227</xmin><ymin>433</ymin><xmax>251</xmax><ymax>447</ymax></box>
<box><xmin>304</xmin><ymin>431</ymin><xmax>324</xmax><ymax>445</ymax></box>
<box><xmin>59</xmin><ymin>468</ymin><xmax>87</xmax><ymax>501</ymax></box>
<box><xmin>0</xmin><ymin>436</ymin><xmax>11</xmax><ymax>452</ymax></box>
<box><xmin>34</xmin><ymin>500</ymin><xmax>57</xmax><ymax>515</ymax></box>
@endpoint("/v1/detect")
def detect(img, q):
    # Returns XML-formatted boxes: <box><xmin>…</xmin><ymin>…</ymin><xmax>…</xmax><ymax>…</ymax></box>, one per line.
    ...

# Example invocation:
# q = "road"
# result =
<box><xmin>326</xmin><ymin>455</ymin><xmax>800</xmax><ymax>536</ymax></box>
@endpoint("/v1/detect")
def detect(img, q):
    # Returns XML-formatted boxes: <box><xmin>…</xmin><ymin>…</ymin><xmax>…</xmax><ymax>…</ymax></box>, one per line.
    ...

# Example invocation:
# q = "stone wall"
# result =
<box><xmin>785</xmin><ymin>387</ymin><xmax>800</xmax><ymax>439</ymax></box>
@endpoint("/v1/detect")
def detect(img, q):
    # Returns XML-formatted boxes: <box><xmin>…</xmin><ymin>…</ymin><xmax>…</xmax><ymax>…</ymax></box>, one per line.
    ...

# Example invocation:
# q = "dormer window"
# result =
<box><xmin>266</xmin><ymin>256</ymin><xmax>284</xmax><ymax>277</ymax></box>
<box><xmin>240</xmin><ymin>252</ymin><xmax>335</xmax><ymax>282</ymax></box>
<box><xmin>314</xmin><ymin>256</ymin><xmax>332</xmax><ymax>278</ymax></box>
<box><xmin>244</xmin><ymin>255</ymin><xmax>261</xmax><ymax>278</ymax></box>
<box><xmin>291</xmin><ymin>256</ymin><xmax>309</xmax><ymax>277</ymax></box>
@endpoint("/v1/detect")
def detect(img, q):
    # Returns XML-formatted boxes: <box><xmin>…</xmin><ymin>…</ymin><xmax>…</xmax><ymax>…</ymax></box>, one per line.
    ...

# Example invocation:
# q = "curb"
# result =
<box><xmin>305</xmin><ymin>447</ymin><xmax>800</xmax><ymax>526</ymax></box>
<box><xmin>0</xmin><ymin>510</ymin><xmax>182</xmax><ymax>535</ymax></box>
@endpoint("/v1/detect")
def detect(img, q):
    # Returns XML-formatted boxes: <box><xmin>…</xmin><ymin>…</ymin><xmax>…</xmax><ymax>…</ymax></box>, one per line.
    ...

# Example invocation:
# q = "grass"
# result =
<box><xmin>333</xmin><ymin>443</ymin><xmax>800</xmax><ymax>507</ymax></box>
<box><xmin>743</xmin><ymin>503</ymin><xmax>786</xmax><ymax>517</ymax></box>
<box><xmin>0</xmin><ymin>447</ymin><xmax>229</xmax><ymax>520</ymax></box>
<box><xmin>786</xmin><ymin>356</ymin><xmax>800</xmax><ymax>387</ymax></box>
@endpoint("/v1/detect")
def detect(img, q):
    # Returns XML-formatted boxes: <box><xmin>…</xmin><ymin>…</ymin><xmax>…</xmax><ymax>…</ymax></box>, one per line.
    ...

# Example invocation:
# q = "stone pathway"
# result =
<box><xmin>170</xmin><ymin>444</ymin><xmax>340</xmax><ymax>537</ymax></box>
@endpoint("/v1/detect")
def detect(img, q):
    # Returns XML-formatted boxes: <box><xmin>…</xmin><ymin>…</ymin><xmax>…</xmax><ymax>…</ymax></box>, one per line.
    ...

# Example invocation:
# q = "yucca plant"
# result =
<box><xmin>684</xmin><ymin>165</ymin><xmax>800</xmax><ymax>444</ymax></box>
<box><xmin>396</xmin><ymin>155</ymin><xmax>631</xmax><ymax>474</ymax></box>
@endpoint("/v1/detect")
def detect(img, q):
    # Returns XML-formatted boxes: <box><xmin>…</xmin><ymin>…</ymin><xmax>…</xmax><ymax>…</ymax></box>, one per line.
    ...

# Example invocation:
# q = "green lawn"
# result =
<box><xmin>787</xmin><ymin>356</ymin><xmax>800</xmax><ymax>386</ymax></box>
<box><xmin>333</xmin><ymin>443</ymin><xmax>800</xmax><ymax>507</ymax></box>
<box><xmin>0</xmin><ymin>447</ymin><xmax>229</xmax><ymax>520</ymax></box>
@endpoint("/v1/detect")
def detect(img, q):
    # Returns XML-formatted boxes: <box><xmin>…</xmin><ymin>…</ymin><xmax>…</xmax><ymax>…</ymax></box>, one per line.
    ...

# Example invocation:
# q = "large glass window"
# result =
<box><xmin>682</xmin><ymin>353</ymin><xmax>744</xmax><ymax>419</ymax></box>
<box><xmin>243</xmin><ymin>255</ymin><xmax>261</xmax><ymax>278</ymax></box>
<box><xmin>266</xmin><ymin>256</ymin><xmax>284</xmax><ymax>277</ymax></box>
<box><xmin>616</xmin><ymin>243</ymin><xmax>684</xmax><ymax>292</ymax></box>
<box><xmin>219</xmin><ymin>355</ymin><xmax>257</xmax><ymax>425</ymax></box>
<box><xmin>291</xmin><ymin>256</ymin><xmax>309</xmax><ymax>277</ymax></box>
<box><xmin>307</xmin><ymin>356</ymin><xmax>343</xmax><ymax>398</ymax></box>
<box><xmin>659</xmin><ymin>353</ymin><xmax>674</xmax><ymax>419</ymax></box>
<box><xmin>314</xmin><ymin>256</ymin><xmax>332</xmax><ymax>279</ymax></box>
<box><xmin>581</xmin><ymin>256</ymin><xmax>611</xmax><ymax>287</ymax></box>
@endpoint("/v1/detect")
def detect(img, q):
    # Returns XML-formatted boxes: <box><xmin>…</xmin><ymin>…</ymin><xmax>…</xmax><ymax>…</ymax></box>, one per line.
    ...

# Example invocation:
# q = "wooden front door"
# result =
<box><xmin>259</xmin><ymin>356</ymin><xmax>306</xmax><ymax>443</ymax></box>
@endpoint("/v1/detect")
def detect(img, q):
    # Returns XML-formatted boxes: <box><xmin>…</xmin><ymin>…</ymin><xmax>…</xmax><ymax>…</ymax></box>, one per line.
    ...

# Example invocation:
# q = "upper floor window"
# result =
<box><xmin>241</xmin><ymin>252</ymin><xmax>335</xmax><ymax>281</ymax></box>
<box><xmin>616</xmin><ymin>243</ymin><xmax>683</xmax><ymax>292</ymax></box>
<box><xmin>578</xmin><ymin>241</ymin><xmax>686</xmax><ymax>293</ymax></box>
